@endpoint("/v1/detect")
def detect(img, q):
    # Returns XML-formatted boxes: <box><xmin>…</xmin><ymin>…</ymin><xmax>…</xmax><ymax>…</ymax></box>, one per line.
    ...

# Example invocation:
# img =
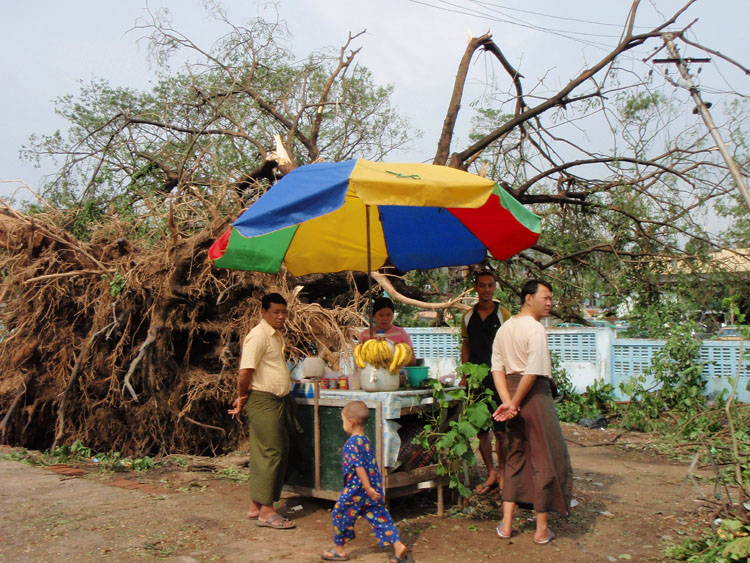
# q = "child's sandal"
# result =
<box><xmin>321</xmin><ymin>547</ymin><xmax>349</xmax><ymax>561</ymax></box>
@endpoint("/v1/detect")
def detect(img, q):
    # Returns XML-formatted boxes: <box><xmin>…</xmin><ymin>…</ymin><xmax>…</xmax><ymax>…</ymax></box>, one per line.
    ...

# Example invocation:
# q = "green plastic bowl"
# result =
<box><xmin>405</xmin><ymin>366</ymin><xmax>430</xmax><ymax>387</ymax></box>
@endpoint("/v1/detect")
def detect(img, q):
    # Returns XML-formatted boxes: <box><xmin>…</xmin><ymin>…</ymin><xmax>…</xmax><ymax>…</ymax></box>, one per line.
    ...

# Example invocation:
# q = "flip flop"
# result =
<box><xmin>475</xmin><ymin>480</ymin><xmax>499</xmax><ymax>495</ymax></box>
<box><xmin>496</xmin><ymin>524</ymin><xmax>514</xmax><ymax>539</ymax></box>
<box><xmin>389</xmin><ymin>555</ymin><xmax>412</xmax><ymax>563</ymax></box>
<box><xmin>533</xmin><ymin>529</ymin><xmax>555</xmax><ymax>545</ymax></box>
<box><xmin>322</xmin><ymin>547</ymin><xmax>349</xmax><ymax>561</ymax></box>
<box><xmin>255</xmin><ymin>513</ymin><xmax>295</xmax><ymax>530</ymax></box>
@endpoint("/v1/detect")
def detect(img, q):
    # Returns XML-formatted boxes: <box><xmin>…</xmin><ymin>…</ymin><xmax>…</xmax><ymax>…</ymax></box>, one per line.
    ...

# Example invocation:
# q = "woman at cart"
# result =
<box><xmin>357</xmin><ymin>297</ymin><xmax>416</xmax><ymax>367</ymax></box>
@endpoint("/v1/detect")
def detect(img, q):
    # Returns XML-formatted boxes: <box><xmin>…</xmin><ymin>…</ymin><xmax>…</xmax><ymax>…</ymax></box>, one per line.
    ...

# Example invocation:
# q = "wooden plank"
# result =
<box><xmin>399</xmin><ymin>398</ymin><xmax>461</xmax><ymax>416</ymax></box>
<box><xmin>283</xmin><ymin>484</ymin><xmax>339</xmax><ymax>501</ymax></box>
<box><xmin>384</xmin><ymin>484</ymin><xmax>419</xmax><ymax>499</ymax></box>
<box><xmin>384</xmin><ymin>464</ymin><xmax>441</xmax><ymax>488</ymax></box>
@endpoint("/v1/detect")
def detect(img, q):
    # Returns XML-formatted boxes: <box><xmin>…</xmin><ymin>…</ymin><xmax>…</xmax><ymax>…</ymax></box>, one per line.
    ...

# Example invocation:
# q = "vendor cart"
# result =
<box><xmin>285</xmin><ymin>386</ymin><xmax>461</xmax><ymax>516</ymax></box>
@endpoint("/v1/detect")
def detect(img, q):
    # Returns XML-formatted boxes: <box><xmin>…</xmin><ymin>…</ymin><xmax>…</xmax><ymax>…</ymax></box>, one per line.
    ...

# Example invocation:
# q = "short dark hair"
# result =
<box><xmin>473</xmin><ymin>270</ymin><xmax>496</xmax><ymax>284</ymax></box>
<box><xmin>261</xmin><ymin>292</ymin><xmax>287</xmax><ymax>310</ymax></box>
<box><xmin>520</xmin><ymin>279</ymin><xmax>552</xmax><ymax>305</ymax></box>
<box><xmin>372</xmin><ymin>297</ymin><xmax>395</xmax><ymax>314</ymax></box>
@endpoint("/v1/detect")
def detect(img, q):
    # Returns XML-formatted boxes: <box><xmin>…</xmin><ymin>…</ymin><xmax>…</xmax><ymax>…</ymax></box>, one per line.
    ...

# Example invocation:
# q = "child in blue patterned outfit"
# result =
<box><xmin>321</xmin><ymin>401</ymin><xmax>410</xmax><ymax>562</ymax></box>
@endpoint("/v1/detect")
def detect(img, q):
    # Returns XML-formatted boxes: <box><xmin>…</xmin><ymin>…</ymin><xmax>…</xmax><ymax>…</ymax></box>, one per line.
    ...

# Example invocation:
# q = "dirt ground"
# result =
<box><xmin>0</xmin><ymin>424</ymin><xmax>714</xmax><ymax>562</ymax></box>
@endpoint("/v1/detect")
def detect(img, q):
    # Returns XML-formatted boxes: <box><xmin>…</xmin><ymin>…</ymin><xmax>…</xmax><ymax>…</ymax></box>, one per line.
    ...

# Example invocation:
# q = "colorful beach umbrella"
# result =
<box><xmin>208</xmin><ymin>159</ymin><xmax>541</xmax><ymax>275</ymax></box>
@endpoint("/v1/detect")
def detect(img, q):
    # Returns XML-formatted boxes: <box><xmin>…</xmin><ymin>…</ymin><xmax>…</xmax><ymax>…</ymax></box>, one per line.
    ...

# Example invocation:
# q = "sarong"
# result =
<box><xmin>500</xmin><ymin>374</ymin><xmax>572</xmax><ymax>515</ymax></box>
<box><xmin>246</xmin><ymin>391</ymin><xmax>302</xmax><ymax>506</ymax></box>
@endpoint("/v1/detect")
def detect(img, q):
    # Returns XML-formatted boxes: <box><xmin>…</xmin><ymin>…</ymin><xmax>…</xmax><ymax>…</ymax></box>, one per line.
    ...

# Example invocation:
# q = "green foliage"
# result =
<box><xmin>104</xmin><ymin>271</ymin><xmax>128</xmax><ymax>297</ymax></box>
<box><xmin>21</xmin><ymin>10</ymin><xmax>412</xmax><ymax>244</ymax></box>
<box><xmin>620</xmin><ymin>91</ymin><xmax>667</xmax><ymax>120</ymax></box>
<box><xmin>556</xmin><ymin>378</ymin><xmax>617</xmax><ymax>423</ymax></box>
<box><xmin>66</xmin><ymin>200</ymin><xmax>106</xmax><ymax>241</ymax></box>
<box><xmin>550</xmin><ymin>352</ymin><xmax>617</xmax><ymax>423</ymax></box>
<box><xmin>93</xmin><ymin>451</ymin><xmax>157</xmax><ymax>472</ymax></box>
<box><xmin>0</xmin><ymin>447</ymin><xmax>41</xmax><ymax>465</ymax></box>
<box><xmin>36</xmin><ymin>441</ymin><xmax>157</xmax><ymax>473</ymax></box>
<box><xmin>666</xmin><ymin>520</ymin><xmax>750</xmax><ymax>562</ymax></box>
<box><xmin>393</xmin><ymin>268</ymin><xmax>465</xmax><ymax>328</ymax></box>
<box><xmin>44</xmin><ymin>439</ymin><xmax>92</xmax><ymax>462</ymax></box>
<box><xmin>215</xmin><ymin>466</ymin><xmax>251</xmax><ymax>483</ymax></box>
<box><xmin>131</xmin><ymin>456</ymin><xmax>156</xmax><ymax>471</ymax></box>
<box><xmin>618</xmin><ymin>312</ymin><xmax>708</xmax><ymax>431</ymax></box>
<box><xmin>417</xmin><ymin>362</ymin><xmax>494</xmax><ymax>498</ymax></box>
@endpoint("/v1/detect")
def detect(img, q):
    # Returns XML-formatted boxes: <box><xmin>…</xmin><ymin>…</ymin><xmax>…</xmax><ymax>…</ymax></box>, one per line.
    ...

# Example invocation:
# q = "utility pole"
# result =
<box><xmin>661</xmin><ymin>33</ymin><xmax>750</xmax><ymax>212</ymax></box>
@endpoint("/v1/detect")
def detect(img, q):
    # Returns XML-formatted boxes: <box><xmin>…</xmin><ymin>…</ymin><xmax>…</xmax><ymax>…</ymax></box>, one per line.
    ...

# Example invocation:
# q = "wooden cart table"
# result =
<box><xmin>285</xmin><ymin>387</ymin><xmax>461</xmax><ymax>515</ymax></box>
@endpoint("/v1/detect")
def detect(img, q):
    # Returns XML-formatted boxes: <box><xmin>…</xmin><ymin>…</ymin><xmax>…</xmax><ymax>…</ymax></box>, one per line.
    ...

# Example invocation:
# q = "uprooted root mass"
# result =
<box><xmin>0</xmin><ymin>206</ymin><xmax>365</xmax><ymax>456</ymax></box>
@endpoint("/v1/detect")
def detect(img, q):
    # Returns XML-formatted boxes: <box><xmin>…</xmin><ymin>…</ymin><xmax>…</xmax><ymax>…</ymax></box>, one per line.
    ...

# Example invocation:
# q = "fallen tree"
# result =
<box><xmin>1</xmin><ymin>0</ymin><xmax>748</xmax><ymax>455</ymax></box>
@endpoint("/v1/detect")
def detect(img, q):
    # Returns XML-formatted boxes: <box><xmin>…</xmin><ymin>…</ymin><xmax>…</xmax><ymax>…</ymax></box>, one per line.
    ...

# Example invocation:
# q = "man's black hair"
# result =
<box><xmin>473</xmin><ymin>269</ymin><xmax>497</xmax><ymax>283</ymax></box>
<box><xmin>520</xmin><ymin>279</ymin><xmax>552</xmax><ymax>306</ymax></box>
<box><xmin>261</xmin><ymin>292</ymin><xmax>287</xmax><ymax>310</ymax></box>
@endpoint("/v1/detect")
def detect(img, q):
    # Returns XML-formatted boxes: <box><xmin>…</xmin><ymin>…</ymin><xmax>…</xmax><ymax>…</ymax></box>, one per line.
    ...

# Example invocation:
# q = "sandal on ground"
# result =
<box><xmin>255</xmin><ymin>513</ymin><xmax>295</xmax><ymax>530</ymax></box>
<box><xmin>533</xmin><ymin>529</ymin><xmax>555</xmax><ymax>545</ymax></box>
<box><xmin>496</xmin><ymin>524</ymin><xmax>514</xmax><ymax>539</ymax></box>
<box><xmin>321</xmin><ymin>547</ymin><xmax>349</xmax><ymax>561</ymax></box>
<box><xmin>475</xmin><ymin>478</ymin><xmax>499</xmax><ymax>495</ymax></box>
<box><xmin>389</xmin><ymin>555</ymin><xmax>412</xmax><ymax>563</ymax></box>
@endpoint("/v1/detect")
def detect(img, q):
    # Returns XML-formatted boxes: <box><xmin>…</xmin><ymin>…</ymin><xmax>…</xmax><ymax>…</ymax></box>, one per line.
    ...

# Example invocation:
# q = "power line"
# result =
<box><xmin>407</xmin><ymin>0</ymin><xmax>627</xmax><ymax>50</ymax></box>
<box><xmin>468</xmin><ymin>0</ymin><xmax>651</xmax><ymax>30</ymax></box>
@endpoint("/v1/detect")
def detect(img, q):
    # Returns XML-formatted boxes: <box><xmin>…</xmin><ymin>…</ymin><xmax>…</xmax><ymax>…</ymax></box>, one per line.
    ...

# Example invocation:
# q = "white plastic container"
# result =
<box><xmin>359</xmin><ymin>363</ymin><xmax>400</xmax><ymax>392</ymax></box>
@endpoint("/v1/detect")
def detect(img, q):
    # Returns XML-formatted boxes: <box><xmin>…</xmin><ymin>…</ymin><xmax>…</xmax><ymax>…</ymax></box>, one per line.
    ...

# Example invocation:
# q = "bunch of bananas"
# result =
<box><xmin>353</xmin><ymin>339</ymin><xmax>412</xmax><ymax>374</ymax></box>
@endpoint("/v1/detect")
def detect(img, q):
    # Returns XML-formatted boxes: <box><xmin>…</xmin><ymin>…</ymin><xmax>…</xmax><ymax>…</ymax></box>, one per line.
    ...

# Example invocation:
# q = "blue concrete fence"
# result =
<box><xmin>404</xmin><ymin>327</ymin><xmax>750</xmax><ymax>402</ymax></box>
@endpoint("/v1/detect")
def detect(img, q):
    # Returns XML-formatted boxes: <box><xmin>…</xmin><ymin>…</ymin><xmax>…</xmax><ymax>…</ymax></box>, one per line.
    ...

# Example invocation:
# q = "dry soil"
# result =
<box><xmin>0</xmin><ymin>424</ymin><xmax>713</xmax><ymax>562</ymax></box>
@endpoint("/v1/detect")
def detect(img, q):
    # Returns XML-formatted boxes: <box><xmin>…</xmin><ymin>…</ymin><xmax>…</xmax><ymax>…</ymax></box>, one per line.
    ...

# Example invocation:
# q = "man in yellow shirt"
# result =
<box><xmin>228</xmin><ymin>293</ymin><xmax>300</xmax><ymax>530</ymax></box>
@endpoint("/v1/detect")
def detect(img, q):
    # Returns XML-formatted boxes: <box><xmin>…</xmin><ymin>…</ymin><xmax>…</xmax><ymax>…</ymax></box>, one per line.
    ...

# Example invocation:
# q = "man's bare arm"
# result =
<box><xmin>491</xmin><ymin>369</ymin><xmax>512</xmax><ymax>404</ymax></box>
<box><xmin>510</xmin><ymin>373</ymin><xmax>538</xmax><ymax>409</ymax></box>
<box><xmin>228</xmin><ymin>368</ymin><xmax>254</xmax><ymax>416</ymax></box>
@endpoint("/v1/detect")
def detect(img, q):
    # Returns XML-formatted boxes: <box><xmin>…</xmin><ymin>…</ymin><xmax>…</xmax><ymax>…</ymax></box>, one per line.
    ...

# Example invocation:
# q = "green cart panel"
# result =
<box><xmin>287</xmin><ymin>403</ymin><xmax>377</xmax><ymax>492</ymax></box>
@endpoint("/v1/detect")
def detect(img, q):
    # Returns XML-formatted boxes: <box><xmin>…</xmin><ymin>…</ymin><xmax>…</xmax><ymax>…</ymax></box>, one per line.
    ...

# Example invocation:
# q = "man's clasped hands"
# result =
<box><xmin>492</xmin><ymin>402</ymin><xmax>520</xmax><ymax>422</ymax></box>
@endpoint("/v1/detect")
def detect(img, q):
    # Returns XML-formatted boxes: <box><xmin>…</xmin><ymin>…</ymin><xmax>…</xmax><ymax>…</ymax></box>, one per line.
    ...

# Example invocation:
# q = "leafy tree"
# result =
<box><xmin>22</xmin><ymin>7</ymin><xmax>412</xmax><ymax>242</ymax></box>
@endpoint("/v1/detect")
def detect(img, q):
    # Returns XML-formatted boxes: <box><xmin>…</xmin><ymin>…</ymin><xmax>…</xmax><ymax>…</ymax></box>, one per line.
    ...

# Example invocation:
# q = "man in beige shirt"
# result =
<box><xmin>228</xmin><ymin>292</ymin><xmax>299</xmax><ymax>530</ymax></box>
<box><xmin>491</xmin><ymin>280</ymin><xmax>572</xmax><ymax>545</ymax></box>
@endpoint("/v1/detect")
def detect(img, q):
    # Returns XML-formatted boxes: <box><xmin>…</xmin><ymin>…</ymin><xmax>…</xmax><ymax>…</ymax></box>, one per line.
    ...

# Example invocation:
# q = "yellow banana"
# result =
<box><xmin>362</xmin><ymin>339</ymin><xmax>375</xmax><ymax>365</ymax></box>
<box><xmin>391</xmin><ymin>343</ymin><xmax>412</xmax><ymax>373</ymax></box>
<box><xmin>379</xmin><ymin>340</ymin><xmax>389</xmax><ymax>368</ymax></box>
<box><xmin>388</xmin><ymin>347</ymin><xmax>399</xmax><ymax>373</ymax></box>
<box><xmin>400</xmin><ymin>343</ymin><xmax>413</xmax><ymax>366</ymax></box>
<box><xmin>371</xmin><ymin>338</ymin><xmax>382</xmax><ymax>367</ymax></box>
<box><xmin>373</xmin><ymin>339</ymin><xmax>383</xmax><ymax>368</ymax></box>
<box><xmin>382</xmin><ymin>339</ymin><xmax>393</xmax><ymax>368</ymax></box>
<box><xmin>388</xmin><ymin>345</ymin><xmax>402</xmax><ymax>374</ymax></box>
<box><xmin>353</xmin><ymin>344</ymin><xmax>365</xmax><ymax>368</ymax></box>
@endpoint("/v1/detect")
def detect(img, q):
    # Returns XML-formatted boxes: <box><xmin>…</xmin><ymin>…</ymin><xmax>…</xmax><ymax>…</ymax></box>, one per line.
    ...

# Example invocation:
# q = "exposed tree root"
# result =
<box><xmin>0</xmin><ymin>204</ymin><xmax>366</xmax><ymax>456</ymax></box>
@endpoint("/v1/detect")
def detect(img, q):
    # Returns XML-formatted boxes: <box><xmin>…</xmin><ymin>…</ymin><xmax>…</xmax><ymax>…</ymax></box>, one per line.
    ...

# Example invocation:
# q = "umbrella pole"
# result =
<box><xmin>366</xmin><ymin>204</ymin><xmax>374</xmax><ymax>338</ymax></box>
<box><xmin>313</xmin><ymin>380</ymin><xmax>320</xmax><ymax>491</ymax></box>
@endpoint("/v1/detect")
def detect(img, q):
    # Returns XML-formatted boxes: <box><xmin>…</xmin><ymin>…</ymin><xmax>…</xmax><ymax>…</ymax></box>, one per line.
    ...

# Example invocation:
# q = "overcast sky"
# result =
<box><xmin>1</xmin><ymin>0</ymin><xmax>747</xmax><ymax>202</ymax></box>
